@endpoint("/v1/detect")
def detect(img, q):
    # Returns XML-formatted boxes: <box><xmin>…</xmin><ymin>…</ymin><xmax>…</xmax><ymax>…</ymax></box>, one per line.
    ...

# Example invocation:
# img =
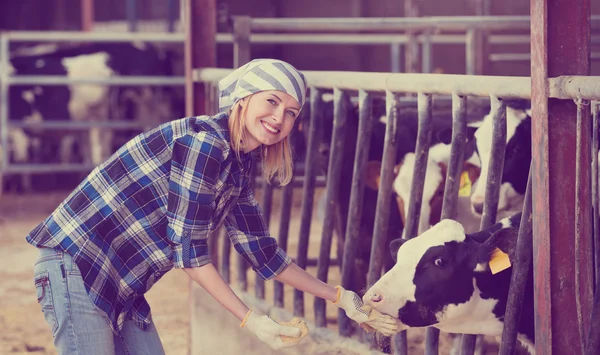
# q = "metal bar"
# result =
<box><xmin>217</xmin><ymin>33</ymin><xmax>465</xmax><ymax>45</ymax></box>
<box><xmin>390</xmin><ymin>43</ymin><xmax>402</xmax><ymax>73</ymax></box>
<box><xmin>586</xmin><ymin>277</ymin><xmax>600</xmax><ymax>355</ymax></box>
<box><xmin>255</xmin><ymin>182</ymin><xmax>274</xmax><ymax>300</ymax></box>
<box><xmin>314</xmin><ymin>88</ymin><xmax>349</xmax><ymax>328</ymax></box>
<box><xmin>339</xmin><ymin>88</ymin><xmax>375</xmax><ymax>337</ymax></box>
<box><xmin>197</xmin><ymin>69</ymin><xmax>600</xmax><ymax>101</ymax></box>
<box><xmin>127</xmin><ymin>0</ymin><xmax>138</xmax><ymax>32</ymax></box>
<box><xmin>8</xmin><ymin>121</ymin><xmax>147</xmax><ymax>129</ymax></box>
<box><xmin>0</xmin><ymin>34</ymin><xmax>8</xmax><ymax>172</ymax></box>
<box><xmin>396</xmin><ymin>93</ymin><xmax>434</xmax><ymax>355</ymax></box>
<box><xmin>465</xmin><ymin>29</ymin><xmax>476</xmax><ymax>75</ymax></box>
<box><xmin>421</xmin><ymin>34</ymin><xmax>432</xmax><ymax>74</ymax></box>
<box><xmin>294</xmin><ymin>88</ymin><xmax>322</xmax><ymax>317</ymax></box>
<box><xmin>401</xmin><ymin>92</ymin><xmax>434</xmax><ymax>241</ymax></box>
<box><xmin>6</xmin><ymin>76</ymin><xmax>186</xmax><ymax>86</ymax></box>
<box><xmin>274</xmin><ymin>172</ymin><xmax>295</xmax><ymax>308</ymax></box>
<box><xmin>531</xmin><ymin>0</ymin><xmax>593</xmax><ymax>353</ymax></box>
<box><xmin>250</xmin><ymin>15</ymin><xmax>576</xmax><ymax>32</ymax></box>
<box><xmin>461</xmin><ymin>95</ymin><xmax>506</xmax><ymax>355</ymax></box>
<box><xmin>220</xmin><ymin>228</ymin><xmax>231</xmax><ymax>283</ymax></box>
<box><xmin>1</xmin><ymin>163</ymin><xmax>99</xmax><ymax>174</ymax></box>
<box><xmin>594</xmin><ymin>102</ymin><xmax>600</xmax><ymax>289</ymax></box>
<box><xmin>167</xmin><ymin>0</ymin><xmax>177</xmax><ymax>33</ymax></box>
<box><xmin>575</xmin><ymin>98</ymin><xmax>594</xmax><ymax>350</ymax></box>
<box><xmin>425</xmin><ymin>94</ymin><xmax>468</xmax><ymax>355</ymax></box>
<box><xmin>81</xmin><ymin>0</ymin><xmax>94</xmax><ymax>32</ymax></box>
<box><xmin>184</xmin><ymin>0</ymin><xmax>216</xmax><ymax>116</ymax></box>
<box><xmin>233</xmin><ymin>16</ymin><xmax>252</xmax><ymax>67</ymax></box>
<box><xmin>499</xmin><ymin>168</ymin><xmax>533</xmax><ymax>355</ymax></box>
<box><xmin>4</xmin><ymin>31</ymin><xmax>186</xmax><ymax>42</ymax></box>
<box><xmin>490</xmin><ymin>52</ymin><xmax>600</xmax><ymax>62</ymax></box>
<box><xmin>366</xmin><ymin>90</ymin><xmax>400</xmax><ymax>349</ymax></box>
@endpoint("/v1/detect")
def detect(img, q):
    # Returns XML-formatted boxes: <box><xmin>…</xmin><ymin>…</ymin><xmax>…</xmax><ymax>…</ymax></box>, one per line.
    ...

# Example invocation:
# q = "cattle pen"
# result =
<box><xmin>0</xmin><ymin>0</ymin><xmax>599</xmax><ymax>354</ymax></box>
<box><xmin>189</xmin><ymin>0</ymin><xmax>600</xmax><ymax>355</ymax></box>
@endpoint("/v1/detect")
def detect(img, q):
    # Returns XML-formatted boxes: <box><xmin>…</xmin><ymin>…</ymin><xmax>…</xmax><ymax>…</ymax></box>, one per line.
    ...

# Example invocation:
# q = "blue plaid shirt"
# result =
<box><xmin>26</xmin><ymin>113</ymin><xmax>291</xmax><ymax>333</ymax></box>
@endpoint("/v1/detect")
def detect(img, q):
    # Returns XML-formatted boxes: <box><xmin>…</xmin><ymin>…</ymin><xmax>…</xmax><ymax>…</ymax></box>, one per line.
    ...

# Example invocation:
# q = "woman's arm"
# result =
<box><xmin>274</xmin><ymin>262</ymin><xmax>338</xmax><ymax>302</ymax></box>
<box><xmin>183</xmin><ymin>263</ymin><xmax>249</xmax><ymax>321</ymax></box>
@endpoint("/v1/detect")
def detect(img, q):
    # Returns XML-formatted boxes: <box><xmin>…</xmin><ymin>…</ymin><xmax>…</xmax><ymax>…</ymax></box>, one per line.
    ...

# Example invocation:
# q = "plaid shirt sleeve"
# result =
<box><xmin>225</xmin><ymin>179</ymin><xmax>291</xmax><ymax>280</ymax></box>
<box><xmin>167</xmin><ymin>132</ymin><xmax>225</xmax><ymax>269</ymax></box>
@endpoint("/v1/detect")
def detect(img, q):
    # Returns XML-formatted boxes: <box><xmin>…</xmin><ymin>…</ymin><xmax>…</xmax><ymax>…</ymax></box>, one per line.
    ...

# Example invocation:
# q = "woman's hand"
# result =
<box><xmin>241</xmin><ymin>310</ymin><xmax>303</xmax><ymax>349</ymax></box>
<box><xmin>333</xmin><ymin>286</ymin><xmax>398</xmax><ymax>337</ymax></box>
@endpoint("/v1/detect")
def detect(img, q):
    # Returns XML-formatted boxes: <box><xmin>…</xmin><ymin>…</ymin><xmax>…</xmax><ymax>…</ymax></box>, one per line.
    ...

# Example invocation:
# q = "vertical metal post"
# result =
<box><xmin>424</xmin><ymin>94</ymin><xmax>468</xmax><ymax>355</ymax></box>
<box><xmin>314</xmin><ymin>88</ymin><xmax>349</xmax><ymax>328</ymax></box>
<box><xmin>593</xmin><ymin>102</ymin><xmax>600</xmax><ymax>289</ymax></box>
<box><xmin>167</xmin><ymin>0</ymin><xmax>177</xmax><ymax>32</ymax></box>
<box><xmin>274</xmin><ymin>173</ymin><xmax>295</xmax><ymax>308</ymax></box>
<box><xmin>338</xmin><ymin>89</ymin><xmax>375</xmax><ymax>337</ymax></box>
<box><xmin>390</xmin><ymin>43</ymin><xmax>403</xmax><ymax>73</ymax></box>
<box><xmin>184</xmin><ymin>0</ymin><xmax>216</xmax><ymax>115</ymax></box>
<box><xmin>366</xmin><ymin>90</ymin><xmax>400</xmax><ymax>349</ymax></box>
<box><xmin>395</xmin><ymin>93</ymin><xmax>433</xmax><ymax>355</ymax></box>
<box><xmin>465</xmin><ymin>29</ymin><xmax>476</xmax><ymax>75</ymax></box>
<box><xmin>127</xmin><ymin>0</ymin><xmax>138</xmax><ymax>32</ymax></box>
<box><xmin>421</xmin><ymin>33</ymin><xmax>432</xmax><ymax>74</ymax></box>
<box><xmin>499</xmin><ymin>168</ymin><xmax>533</xmax><ymax>355</ymax></box>
<box><xmin>0</xmin><ymin>34</ymin><xmax>8</xmax><ymax>174</ymax></box>
<box><xmin>404</xmin><ymin>0</ymin><xmax>420</xmax><ymax>73</ymax></box>
<box><xmin>461</xmin><ymin>96</ymin><xmax>506</xmax><ymax>355</ymax></box>
<box><xmin>233</xmin><ymin>16</ymin><xmax>251</xmax><ymax>68</ymax></box>
<box><xmin>220</xmin><ymin>228</ymin><xmax>231</xmax><ymax>283</ymax></box>
<box><xmin>294</xmin><ymin>88</ymin><xmax>322</xmax><ymax>317</ymax></box>
<box><xmin>254</xmin><ymin>182</ymin><xmax>274</xmax><ymax>300</ymax></box>
<box><xmin>81</xmin><ymin>0</ymin><xmax>94</xmax><ymax>32</ymax></box>
<box><xmin>531</xmin><ymin>0</ymin><xmax>593</xmax><ymax>353</ymax></box>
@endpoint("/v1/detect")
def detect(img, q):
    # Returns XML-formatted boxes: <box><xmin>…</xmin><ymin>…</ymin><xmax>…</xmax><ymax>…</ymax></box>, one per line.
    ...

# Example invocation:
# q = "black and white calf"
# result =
<box><xmin>469</xmin><ymin>100</ymin><xmax>532</xmax><ymax>215</ymax></box>
<box><xmin>363</xmin><ymin>213</ymin><xmax>534</xmax><ymax>354</ymax></box>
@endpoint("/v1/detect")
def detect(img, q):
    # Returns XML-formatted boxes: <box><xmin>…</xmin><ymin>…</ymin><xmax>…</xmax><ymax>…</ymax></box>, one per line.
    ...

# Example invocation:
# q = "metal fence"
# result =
<box><xmin>194</xmin><ymin>66</ymin><xmax>600</xmax><ymax>355</ymax></box>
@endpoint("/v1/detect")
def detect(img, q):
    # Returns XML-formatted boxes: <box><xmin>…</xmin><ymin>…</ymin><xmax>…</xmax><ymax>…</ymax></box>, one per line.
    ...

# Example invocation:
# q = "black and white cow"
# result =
<box><xmin>363</xmin><ymin>213</ymin><xmax>535</xmax><ymax>354</ymax></box>
<box><xmin>5</xmin><ymin>42</ymin><xmax>183</xmax><ymax>191</ymax></box>
<box><xmin>469</xmin><ymin>100</ymin><xmax>532</xmax><ymax>215</ymax></box>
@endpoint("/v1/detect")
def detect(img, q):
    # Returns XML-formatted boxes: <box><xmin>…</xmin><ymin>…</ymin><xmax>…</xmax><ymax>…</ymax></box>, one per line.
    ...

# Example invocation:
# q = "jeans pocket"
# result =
<box><xmin>34</xmin><ymin>271</ymin><xmax>58</xmax><ymax>335</ymax></box>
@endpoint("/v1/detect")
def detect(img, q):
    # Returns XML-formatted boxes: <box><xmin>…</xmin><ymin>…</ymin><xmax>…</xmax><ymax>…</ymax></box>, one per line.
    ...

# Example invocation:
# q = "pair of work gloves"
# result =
<box><xmin>241</xmin><ymin>286</ymin><xmax>398</xmax><ymax>350</ymax></box>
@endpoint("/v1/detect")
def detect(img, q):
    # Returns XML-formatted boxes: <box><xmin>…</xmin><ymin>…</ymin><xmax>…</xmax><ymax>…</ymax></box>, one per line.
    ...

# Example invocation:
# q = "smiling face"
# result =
<box><xmin>240</xmin><ymin>90</ymin><xmax>300</xmax><ymax>152</ymax></box>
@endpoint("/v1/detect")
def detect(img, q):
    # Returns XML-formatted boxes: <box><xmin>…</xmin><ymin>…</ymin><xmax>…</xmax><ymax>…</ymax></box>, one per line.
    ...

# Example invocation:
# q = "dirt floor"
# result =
<box><xmin>0</xmin><ymin>189</ymin><xmax>523</xmax><ymax>354</ymax></box>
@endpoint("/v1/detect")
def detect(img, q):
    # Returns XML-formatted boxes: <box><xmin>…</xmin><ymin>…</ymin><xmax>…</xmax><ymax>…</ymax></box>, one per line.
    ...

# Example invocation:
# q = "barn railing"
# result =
<box><xmin>194</xmin><ymin>67</ymin><xmax>600</xmax><ymax>355</ymax></box>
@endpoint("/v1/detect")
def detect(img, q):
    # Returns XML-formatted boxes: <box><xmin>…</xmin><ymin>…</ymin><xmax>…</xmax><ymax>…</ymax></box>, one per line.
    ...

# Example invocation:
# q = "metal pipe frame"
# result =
<box><xmin>594</xmin><ymin>102</ymin><xmax>600</xmax><ymax>290</ymax></box>
<box><xmin>314</xmin><ymin>88</ymin><xmax>350</xmax><ymax>328</ymax></box>
<box><xmin>337</xmin><ymin>88</ymin><xmax>375</xmax><ymax>337</ymax></box>
<box><xmin>366</xmin><ymin>90</ymin><xmax>400</xmax><ymax>350</ymax></box>
<box><xmin>460</xmin><ymin>96</ymin><xmax>506</xmax><ymax>355</ymax></box>
<box><xmin>196</xmin><ymin>68</ymin><xmax>600</xmax><ymax>101</ymax></box>
<box><xmin>294</xmin><ymin>88</ymin><xmax>322</xmax><ymax>317</ymax></box>
<box><xmin>249</xmin><ymin>15</ymin><xmax>600</xmax><ymax>33</ymax></box>
<box><xmin>5</xmin><ymin>76</ymin><xmax>185</xmax><ymax>86</ymax></box>
<box><xmin>394</xmin><ymin>93</ymin><xmax>433</xmax><ymax>355</ymax></box>
<box><xmin>499</xmin><ymin>169</ymin><xmax>533</xmax><ymax>355</ymax></box>
<box><xmin>422</xmin><ymin>94</ymin><xmax>468</xmax><ymax>355</ymax></box>
<box><xmin>273</xmin><ymin>169</ymin><xmax>296</xmax><ymax>308</ymax></box>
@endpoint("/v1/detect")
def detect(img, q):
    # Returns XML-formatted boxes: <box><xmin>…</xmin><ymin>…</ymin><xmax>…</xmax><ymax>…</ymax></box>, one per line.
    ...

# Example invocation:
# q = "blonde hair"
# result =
<box><xmin>228</xmin><ymin>95</ymin><xmax>294</xmax><ymax>186</ymax></box>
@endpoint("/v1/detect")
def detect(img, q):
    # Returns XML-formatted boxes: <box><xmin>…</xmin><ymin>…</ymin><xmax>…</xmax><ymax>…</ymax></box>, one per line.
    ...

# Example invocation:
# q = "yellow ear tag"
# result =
<box><xmin>458</xmin><ymin>171</ymin><xmax>472</xmax><ymax>197</ymax></box>
<box><xmin>488</xmin><ymin>247</ymin><xmax>511</xmax><ymax>274</ymax></box>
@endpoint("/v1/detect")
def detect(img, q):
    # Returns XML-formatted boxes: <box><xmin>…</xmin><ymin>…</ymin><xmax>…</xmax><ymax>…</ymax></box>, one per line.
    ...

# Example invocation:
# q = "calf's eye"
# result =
<box><xmin>434</xmin><ymin>258</ymin><xmax>447</xmax><ymax>268</ymax></box>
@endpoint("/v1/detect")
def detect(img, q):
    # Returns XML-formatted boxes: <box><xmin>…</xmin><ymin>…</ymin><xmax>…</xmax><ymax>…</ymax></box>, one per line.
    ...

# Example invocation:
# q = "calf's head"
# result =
<box><xmin>363</xmin><ymin>213</ymin><xmax>521</xmax><ymax>334</ymax></box>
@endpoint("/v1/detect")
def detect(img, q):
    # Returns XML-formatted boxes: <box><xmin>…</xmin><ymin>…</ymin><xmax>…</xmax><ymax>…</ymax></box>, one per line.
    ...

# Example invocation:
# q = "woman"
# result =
<box><xmin>27</xmin><ymin>59</ymin><xmax>397</xmax><ymax>354</ymax></box>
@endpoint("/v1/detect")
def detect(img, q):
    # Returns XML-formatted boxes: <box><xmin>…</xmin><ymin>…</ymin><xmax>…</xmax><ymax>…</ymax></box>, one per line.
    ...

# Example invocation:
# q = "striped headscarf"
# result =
<box><xmin>218</xmin><ymin>58</ymin><xmax>308</xmax><ymax>113</ymax></box>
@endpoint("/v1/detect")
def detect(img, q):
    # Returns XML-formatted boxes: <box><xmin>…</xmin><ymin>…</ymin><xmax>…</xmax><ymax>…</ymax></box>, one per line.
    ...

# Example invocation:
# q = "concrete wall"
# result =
<box><xmin>190</xmin><ymin>284</ymin><xmax>387</xmax><ymax>355</ymax></box>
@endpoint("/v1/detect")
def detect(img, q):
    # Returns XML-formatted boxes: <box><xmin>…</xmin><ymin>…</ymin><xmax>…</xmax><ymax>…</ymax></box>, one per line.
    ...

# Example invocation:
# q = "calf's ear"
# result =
<box><xmin>389</xmin><ymin>238</ymin><xmax>406</xmax><ymax>263</ymax></box>
<box><xmin>476</xmin><ymin>226</ymin><xmax>520</xmax><ymax>271</ymax></box>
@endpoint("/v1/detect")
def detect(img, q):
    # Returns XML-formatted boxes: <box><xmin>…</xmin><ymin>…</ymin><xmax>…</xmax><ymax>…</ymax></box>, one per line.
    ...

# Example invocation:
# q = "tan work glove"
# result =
<box><xmin>240</xmin><ymin>310</ymin><xmax>303</xmax><ymax>349</ymax></box>
<box><xmin>332</xmin><ymin>285</ymin><xmax>398</xmax><ymax>337</ymax></box>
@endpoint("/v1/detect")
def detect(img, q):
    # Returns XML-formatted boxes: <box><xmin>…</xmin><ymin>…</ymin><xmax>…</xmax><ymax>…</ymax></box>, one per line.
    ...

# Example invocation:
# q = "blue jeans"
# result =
<box><xmin>33</xmin><ymin>247</ymin><xmax>166</xmax><ymax>355</ymax></box>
